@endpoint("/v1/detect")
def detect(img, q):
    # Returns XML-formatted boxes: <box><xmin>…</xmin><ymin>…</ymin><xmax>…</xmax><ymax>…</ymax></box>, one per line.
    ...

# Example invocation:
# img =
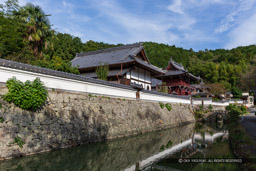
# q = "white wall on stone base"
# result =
<box><xmin>0</xmin><ymin>66</ymin><xmax>252</xmax><ymax>107</ymax></box>
<box><xmin>0</xmin><ymin>67</ymin><xmax>137</xmax><ymax>99</ymax></box>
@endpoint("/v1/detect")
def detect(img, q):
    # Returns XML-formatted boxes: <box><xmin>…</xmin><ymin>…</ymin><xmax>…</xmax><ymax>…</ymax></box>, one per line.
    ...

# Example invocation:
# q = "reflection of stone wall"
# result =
<box><xmin>0</xmin><ymin>124</ymin><xmax>195</xmax><ymax>170</ymax></box>
<box><xmin>0</xmin><ymin>86</ymin><xmax>195</xmax><ymax>159</ymax></box>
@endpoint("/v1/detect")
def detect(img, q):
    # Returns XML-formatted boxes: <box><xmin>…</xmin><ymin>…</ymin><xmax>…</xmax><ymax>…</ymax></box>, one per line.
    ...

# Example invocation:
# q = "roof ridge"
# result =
<box><xmin>76</xmin><ymin>42</ymin><xmax>143</xmax><ymax>57</ymax></box>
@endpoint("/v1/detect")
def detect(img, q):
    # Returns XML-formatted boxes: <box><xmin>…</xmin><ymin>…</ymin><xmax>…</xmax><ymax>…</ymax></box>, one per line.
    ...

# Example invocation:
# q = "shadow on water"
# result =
<box><xmin>0</xmin><ymin>123</ymin><xmax>195</xmax><ymax>171</ymax></box>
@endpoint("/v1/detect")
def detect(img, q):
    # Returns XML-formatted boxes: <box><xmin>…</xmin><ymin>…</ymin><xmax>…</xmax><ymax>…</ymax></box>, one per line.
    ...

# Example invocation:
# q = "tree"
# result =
<box><xmin>45</xmin><ymin>33</ymin><xmax>83</xmax><ymax>61</ymax></box>
<box><xmin>240</xmin><ymin>66</ymin><xmax>256</xmax><ymax>91</ymax></box>
<box><xmin>206</xmin><ymin>83</ymin><xmax>226</xmax><ymax>97</ymax></box>
<box><xmin>96</xmin><ymin>64</ymin><xmax>109</xmax><ymax>80</ymax></box>
<box><xmin>231</xmin><ymin>86</ymin><xmax>242</xmax><ymax>99</ymax></box>
<box><xmin>15</xmin><ymin>3</ymin><xmax>55</xmax><ymax>57</ymax></box>
<box><xmin>0</xmin><ymin>0</ymin><xmax>26</xmax><ymax>58</ymax></box>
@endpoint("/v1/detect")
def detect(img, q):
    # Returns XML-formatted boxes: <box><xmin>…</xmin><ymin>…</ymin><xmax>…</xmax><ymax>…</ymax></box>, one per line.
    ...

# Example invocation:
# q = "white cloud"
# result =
<box><xmin>88</xmin><ymin>0</ymin><xmax>178</xmax><ymax>44</ymax></box>
<box><xmin>215</xmin><ymin>0</ymin><xmax>256</xmax><ymax>33</ymax></box>
<box><xmin>167</xmin><ymin>0</ymin><xmax>183</xmax><ymax>14</ymax></box>
<box><xmin>225</xmin><ymin>12</ymin><xmax>256</xmax><ymax>49</ymax></box>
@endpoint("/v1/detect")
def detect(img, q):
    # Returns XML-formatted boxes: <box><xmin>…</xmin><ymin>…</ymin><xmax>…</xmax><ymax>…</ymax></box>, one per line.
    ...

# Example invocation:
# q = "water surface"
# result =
<box><xmin>0</xmin><ymin>123</ymin><xmax>238</xmax><ymax>171</ymax></box>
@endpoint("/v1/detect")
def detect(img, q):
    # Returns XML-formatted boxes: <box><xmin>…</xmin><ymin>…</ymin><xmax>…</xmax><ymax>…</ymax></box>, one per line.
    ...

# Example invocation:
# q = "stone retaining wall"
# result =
<box><xmin>0</xmin><ymin>86</ymin><xmax>195</xmax><ymax>159</ymax></box>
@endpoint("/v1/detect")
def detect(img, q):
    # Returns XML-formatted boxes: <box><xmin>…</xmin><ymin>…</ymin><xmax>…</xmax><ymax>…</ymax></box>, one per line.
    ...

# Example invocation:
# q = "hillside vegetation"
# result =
<box><xmin>1</xmin><ymin>0</ymin><xmax>256</xmax><ymax>95</ymax></box>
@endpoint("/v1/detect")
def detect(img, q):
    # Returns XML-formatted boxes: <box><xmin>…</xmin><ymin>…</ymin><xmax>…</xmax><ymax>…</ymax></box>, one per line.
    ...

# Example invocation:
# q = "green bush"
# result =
<box><xmin>208</xmin><ymin>104</ymin><xmax>213</xmax><ymax>110</ymax></box>
<box><xmin>160</xmin><ymin>145</ymin><xmax>165</xmax><ymax>152</ymax></box>
<box><xmin>166</xmin><ymin>140</ymin><xmax>173</xmax><ymax>148</ymax></box>
<box><xmin>240</xmin><ymin>105</ymin><xmax>247</xmax><ymax>114</ymax></box>
<box><xmin>0</xmin><ymin>117</ymin><xmax>4</xmax><ymax>123</ymax></box>
<box><xmin>159</xmin><ymin>102</ymin><xmax>165</xmax><ymax>109</ymax></box>
<box><xmin>96</xmin><ymin>64</ymin><xmax>109</xmax><ymax>80</ymax></box>
<box><xmin>13</xmin><ymin>136</ymin><xmax>25</xmax><ymax>148</ymax></box>
<box><xmin>225</xmin><ymin>104</ymin><xmax>235</xmax><ymax>111</ymax></box>
<box><xmin>165</xmin><ymin>103</ymin><xmax>172</xmax><ymax>111</ymax></box>
<box><xmin>212</xmin><ymin>98</ymin><xmax>220</xmax><ymax>101</ymax></box>
<box><xmin>4</xmin><ymin>77</ymin><xmax>48</xmax><ymax>111</ymax></box>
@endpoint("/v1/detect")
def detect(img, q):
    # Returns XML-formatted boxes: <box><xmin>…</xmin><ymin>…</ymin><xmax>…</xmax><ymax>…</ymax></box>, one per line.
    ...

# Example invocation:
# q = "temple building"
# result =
<box><xmin>157</xmin><ymin>58</ymin><xmax>201</xmax><ymax>95</ymax></box>
<box><xmin>71</xmin><ymin>43</ymin><xmax>163</xmax><ymax>90</ymax></box>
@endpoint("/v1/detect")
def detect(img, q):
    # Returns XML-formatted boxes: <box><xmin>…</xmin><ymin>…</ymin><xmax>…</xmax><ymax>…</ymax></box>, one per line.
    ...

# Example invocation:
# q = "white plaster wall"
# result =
<box><xmin>0</xmin><ymin>67</ymin><xmax>137</xmax><ymax>99</ymax></box>
<box><xmin>131</xmin><ymin>67</ymin><xmax>139</xmax><ymax>80</ymax></box>
<box><xmin>192</xmin><ymin>99</ymin><xmax>212</xmax><ymax>105</ymax></box>
<box><xmin>211</xmin><ymin>101</ymin><xmax>230</xmax><ymax>106</ymax></box>
<box><xmin>192</xmin><ymin>99</ymin><xmax>203</xmax><ymax>105</ymax></box>
<box><xmin>130</xmin><ymin>67</ymin><xmax>152</xmax><ymax>90</ymax></box>
<box><xmin>1</xmin><ymin>66</ymin><xmax>249</xmax><ymax>107</ymax></box>
<box><xmin>145</xmin><ymin>71</ymin><xmax>151</xmax><ymax>83</ymax></box>
<box><xmin>126</xmin><ymin>71</ymin><xmax>131</xmax><ymax>79</ymax></box>
<box><xmin>138</xmin><ymin>68</ymin><xmax>144</xmax><ymax>81</ymax></box>
<box><xmin>140</xmin><ymin>92</ymin><xmax>191</xmax><ymax>104</ymax></box>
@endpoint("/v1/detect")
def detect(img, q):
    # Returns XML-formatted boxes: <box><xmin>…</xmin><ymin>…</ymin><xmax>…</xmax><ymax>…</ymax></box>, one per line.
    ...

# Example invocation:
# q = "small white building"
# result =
<box><xmin>242</xmin><ymin>93</ymin><xmax>254</xmax><ymax>107</ymax></box>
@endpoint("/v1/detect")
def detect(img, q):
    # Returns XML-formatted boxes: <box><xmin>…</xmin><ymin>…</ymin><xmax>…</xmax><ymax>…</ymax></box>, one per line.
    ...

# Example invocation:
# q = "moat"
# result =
<box><xmin>0</xmin><ymin>122</ymin><xmax>239</xmax><ymax>171</ymax></box>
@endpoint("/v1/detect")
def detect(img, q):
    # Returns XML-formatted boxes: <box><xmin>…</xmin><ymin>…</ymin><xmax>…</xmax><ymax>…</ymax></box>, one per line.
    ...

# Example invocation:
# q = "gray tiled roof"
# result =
<box><xmin>168</xmin><ymin>59</ymin><xmax>185</xmax><ymax>71</ymax></box>
<box><xmin>72</xmin><ymin>43</ymin><xmax>145</xmax><ymax>68</ymax></box>
<box><xmin>163</xmin><ymin>70</ymin><xmax>185</xmax><ymax>76</ymax></box>
<box><xmin>81</xmin><ymin>68</ymin><xmax>130</xmax><ymax>78</ymax></box>
<box><xmin>165</xmin><ymin>59</ymin><xmax>200</xmax><ymax>80</ymax></box>
<box><xmin>158</xmin><ymin>70</ymin><xmax>200</xmax><ymax>80</ymax></box>
<box><xmin>188</xmin><ymin>73</ymin><xmax>201</xmax><ymax>80</ymax></box>
<box><xmin>134</xmin><ymin>57</ymin><xmax>164</xmax><ymax>74</ymax></box>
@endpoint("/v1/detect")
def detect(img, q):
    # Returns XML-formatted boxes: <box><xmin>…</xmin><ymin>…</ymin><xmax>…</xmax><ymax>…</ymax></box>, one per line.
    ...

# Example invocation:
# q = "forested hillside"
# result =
<box><xmin>144</xmin><ymin>42</ymin><xmax>256</xmax><ymax>94</ymax></box>
<box><xmin>1</xmin><ymin>0</ymin><xmax>256</xmax><ymax>95</ymax></box>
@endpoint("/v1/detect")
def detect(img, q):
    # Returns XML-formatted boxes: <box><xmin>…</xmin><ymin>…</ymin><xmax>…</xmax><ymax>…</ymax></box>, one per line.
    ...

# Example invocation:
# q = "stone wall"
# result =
<box><xmin>0</xmin><ymin>85</ymin><xmax>195</xmax><ymax>159</ymax></box>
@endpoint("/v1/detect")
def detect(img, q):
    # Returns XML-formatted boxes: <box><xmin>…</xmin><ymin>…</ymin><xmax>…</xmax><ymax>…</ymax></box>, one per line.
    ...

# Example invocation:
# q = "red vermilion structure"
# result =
<box><xmin>157</xmin><ymin>58</ymin><xmax>201</xmax><ymax>95</ymax></box>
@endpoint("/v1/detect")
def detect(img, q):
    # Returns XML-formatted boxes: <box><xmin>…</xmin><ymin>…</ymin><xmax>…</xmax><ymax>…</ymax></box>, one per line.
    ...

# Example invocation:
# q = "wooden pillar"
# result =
<box><xmin>135</xmin><ymin>162</ymin><xmax>140</xmax><ymax>171</ymax></box>
<box><xmin>136</xmin><ymin>91</ymin><xmax>140</xmax><ymax>99</ymax></box>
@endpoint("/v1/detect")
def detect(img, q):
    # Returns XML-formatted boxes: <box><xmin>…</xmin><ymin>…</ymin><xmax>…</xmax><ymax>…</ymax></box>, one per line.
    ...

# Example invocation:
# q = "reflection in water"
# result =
<box><xmin>0</xmin><ymin>123</ymin><xmax>236</xmax><ymax>171</ymax></box>
<box><xmin>144</xmin><ymin>123</ymin><xmax>239</xmax><ymax>171</ymax></box>
<box><xmin>0</xmin><ymin>124</ymin><xmax>194</xmax><ymax>171</ymax></box>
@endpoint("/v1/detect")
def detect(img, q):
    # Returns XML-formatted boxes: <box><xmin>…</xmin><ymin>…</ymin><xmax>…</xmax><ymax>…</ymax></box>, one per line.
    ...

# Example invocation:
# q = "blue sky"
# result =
<box><xmin>3</xmin><ymin>0</ymin><xmax>256</xmax><ymax>51</ymax></box>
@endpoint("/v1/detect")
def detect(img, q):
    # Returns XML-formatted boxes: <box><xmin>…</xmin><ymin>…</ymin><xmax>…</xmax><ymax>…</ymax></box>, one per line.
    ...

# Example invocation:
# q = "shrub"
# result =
<box><xmin>4</xmin><ymin>77</ymin><xmax>48</xmax><ymax>111</ymax></box>
<box><xmin>212</xmin><ymin>97</ymin><xmax>220</xmax><ymax>101</ymax></box>
<box><xmin>165</xmin><ymin>103</ymin><xmax>172</xmax><ymax>111</ymax></box>
<box><xmin>0</xmin><ymin>102</ymin><xmax>2</xmax><ymax>109</ymax></box>
<box><xmin>160</xmin><ymin>145</ymin><xmax>165</xmax><ymax>152</ymax></box>
<box><xmin>225</xmin><ymin>104</ymin><xmax>235</xmax><ymax>111</ymax></box>
<box><xmin>96</xmin><ymin>64</ymin><xmax>109</xmax><ymax>81</ymax></box>
<box><xmin>0</xmin><ymin>117</ymin><xmax>4</xmax><ymax>123</ymax></box>
<box><xmin>159</xmin><ymin>102</ymin><xmax>165</xmax><ymax>109</ymax></box>
<box><xmin>166</xmin><ymin>140</ymin><xmax>173</xmax><ymax>148</ymax></box>
<box><xmin>240</xmin><ymin>105</ymin><xmax>247</xmax><ymax>114</ymax></box>
<box><xmin>208</xmin><ymin>104</ymin><xmax>213</xmax><ymax>110</ymax></box>
<box><xmin>13</xmin><ymin>136</ymin><xmax>25</xmax><ymax>148</ymax></box>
